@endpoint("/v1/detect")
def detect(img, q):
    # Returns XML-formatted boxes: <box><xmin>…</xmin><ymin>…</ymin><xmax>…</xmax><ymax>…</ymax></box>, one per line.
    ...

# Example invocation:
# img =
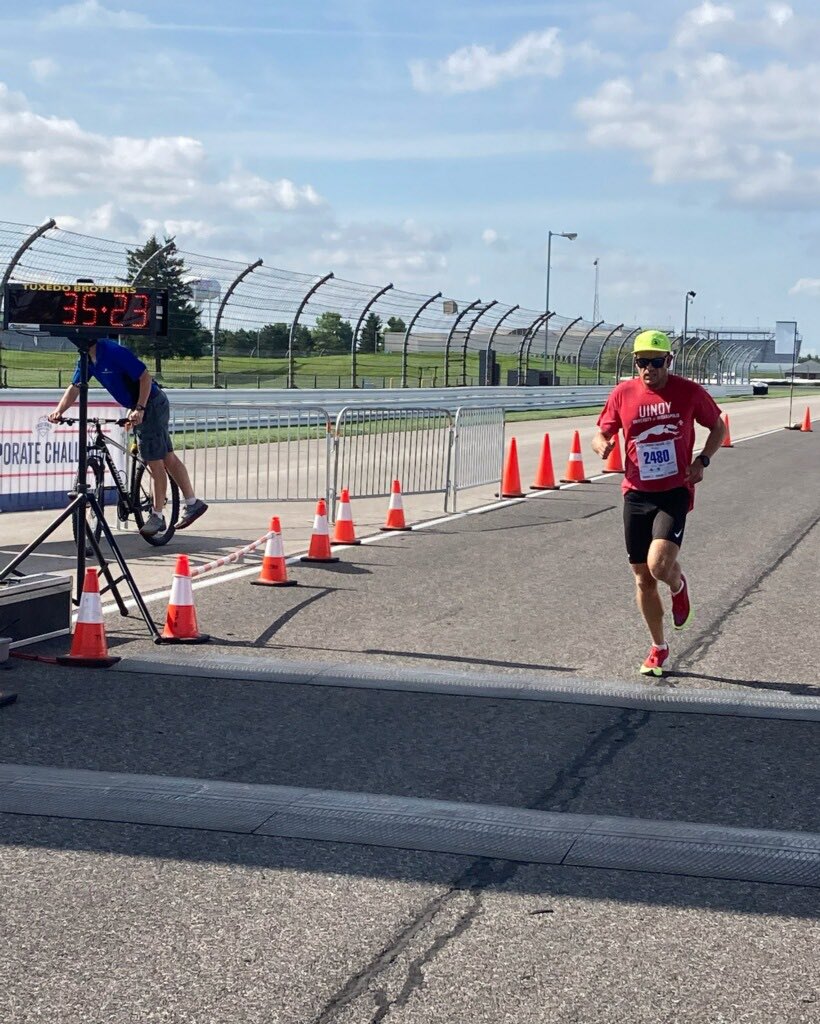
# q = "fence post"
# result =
<box><xmin>212</xmin><ymin>258</ymin><xmax>263</xmax><ymax>388</ymax></box>
<box><xmin>401</xmin><ymin>292</ymin><xmax>441</xmax><ymax>388</ymax></box>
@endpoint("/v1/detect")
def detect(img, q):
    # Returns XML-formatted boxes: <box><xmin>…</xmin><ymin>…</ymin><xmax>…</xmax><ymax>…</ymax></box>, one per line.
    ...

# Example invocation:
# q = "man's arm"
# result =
<box><xmin>128</xmin><ymin>370</ymin><xmax>154</xmax><ymax>425</ymax></box>
<box><xmin>591</xmin><ymin>429</ymin><xmax>615</xmax><ymax>459</ymax></box>
<box><xmin>685</xmin><ymin>417</ymin><xmax>726</xmax><ymax>483</ymax></box>
<box><xmin>48</xmin><ymin>384</ymin><xmax>80</xmax><ymax>422</ymax></box>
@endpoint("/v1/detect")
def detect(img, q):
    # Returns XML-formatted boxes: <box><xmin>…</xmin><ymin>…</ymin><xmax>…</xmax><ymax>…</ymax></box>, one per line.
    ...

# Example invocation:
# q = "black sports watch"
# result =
<box><xmin>697</xmin><ymin>453</ymin><xmax>710</xmax><ymax>468</ymax></box>
<box><xmin>135</xmin><ymin>404</ymin><xmax>146</xmax><ymax>411</ymax></box>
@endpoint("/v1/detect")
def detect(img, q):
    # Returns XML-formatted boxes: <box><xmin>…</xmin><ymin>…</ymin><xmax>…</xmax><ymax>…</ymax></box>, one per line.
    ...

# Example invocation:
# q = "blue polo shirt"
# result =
<box><xmin>72</xmin><ymin>338</ymin><xmax>158</xmax><ymax>409</ymax></box>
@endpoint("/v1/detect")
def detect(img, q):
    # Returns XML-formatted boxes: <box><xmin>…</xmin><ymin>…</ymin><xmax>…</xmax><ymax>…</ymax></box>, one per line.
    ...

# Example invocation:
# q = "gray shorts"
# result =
<box><xmin>134</xmin><ymin>389</ymin><xmax>174</xmax><ymax>462</ymax></box>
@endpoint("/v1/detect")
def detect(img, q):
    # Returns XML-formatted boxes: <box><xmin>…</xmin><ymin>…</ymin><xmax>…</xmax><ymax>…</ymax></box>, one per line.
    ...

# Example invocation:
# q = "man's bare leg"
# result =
<box><xmin>162</xmin><ymin>451</ymin><xmax>195</xmax><ymax>502</ymax></box>
<box><xmin>147</xmin><ymin>459</ymin><xmax>168</xmax><ymax>514</ymax></box>
<box><xmin>631</xmin><ymin>563</ymin><xmax>666</xmax><ymax>646</ymax></box>
<box><xmin>646</xmin><ymin>538</ymin><xmax>682</xmax><ymax>594</ymax></box>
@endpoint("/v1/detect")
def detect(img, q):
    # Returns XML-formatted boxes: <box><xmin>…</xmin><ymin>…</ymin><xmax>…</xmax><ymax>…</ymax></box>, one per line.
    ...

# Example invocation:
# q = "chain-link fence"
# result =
<box><xmin>0</xmin><ymin>219</ymin><xmax>767</xmax><ymax>389</ymax></box>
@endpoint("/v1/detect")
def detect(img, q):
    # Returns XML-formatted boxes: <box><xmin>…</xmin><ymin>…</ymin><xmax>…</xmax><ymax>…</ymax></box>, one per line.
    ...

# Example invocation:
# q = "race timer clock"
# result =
<box><xmin>3</xmin><ymin>282</ymin><xmax>168</xmax><ymax>336</ymax></box>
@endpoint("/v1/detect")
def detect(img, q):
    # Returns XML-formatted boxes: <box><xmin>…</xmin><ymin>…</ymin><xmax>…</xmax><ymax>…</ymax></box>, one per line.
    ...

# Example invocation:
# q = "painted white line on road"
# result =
<box><xmin>0</xmin><ymin>549</ymin><xmax>74</xmax><ymax>560</ymax></box>
<box><xmin>100</xmin><ymin>423</ymin><xmax>797</xmax><ymax>615</ymax></box>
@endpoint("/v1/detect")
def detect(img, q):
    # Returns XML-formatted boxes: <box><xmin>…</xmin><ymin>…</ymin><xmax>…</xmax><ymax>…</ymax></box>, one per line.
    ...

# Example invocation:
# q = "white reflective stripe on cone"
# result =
<box><xmin>270</xmin><ymin>533</ymin><xmax>285</xmax><ymax>557</ymax></box>
<box><xmin>76</xmin><ymin>592</ymin><xmax>103</xmax><ymax>624</ymax></box>
<box><xmin>168</xmin><ymin>574</ymin><xmax>194</xmax><ymax>607</ymax></box>
<box><xmin>314</xmin><ymin>516</ymin><xmax>330</xmax><ymax>535</ymax></box>
<box><xmin>338</xmin><ymin>503</ymin><xmax>353</xmax><ymax>521</ymax></box>
<box><xmin>569</xmin><ymin>453</ymin><xmax>582</xmax><ymax>461</ymax></box>
<box><xmin>388</xmin><ymin>492</ymin><xmax>404</xmax><ymax>509</ymax></box>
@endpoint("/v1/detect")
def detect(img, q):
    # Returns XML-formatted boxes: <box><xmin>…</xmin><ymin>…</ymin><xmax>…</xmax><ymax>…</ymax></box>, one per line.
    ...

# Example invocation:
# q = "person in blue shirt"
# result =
<box><xmin>49</xmin><ymin>338</ymin><xmax>207</xmax><ymax>537</ymax></box>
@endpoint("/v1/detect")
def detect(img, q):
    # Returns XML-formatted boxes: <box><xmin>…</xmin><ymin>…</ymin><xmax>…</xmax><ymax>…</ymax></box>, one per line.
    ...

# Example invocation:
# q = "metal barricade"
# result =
<box><xmin>450</xmin><ymin>406</ymin><xmax>505</xmax><ymax>511</ymax></box>
<box><xmin>169</xmin><ymin>404</ymin><xmax>332</xmax><ymax>504</ymax></box>
<box><xmin>332</xmin><ymin>406</ymin><xmax>453</xmax><ymax>513</ymax></box>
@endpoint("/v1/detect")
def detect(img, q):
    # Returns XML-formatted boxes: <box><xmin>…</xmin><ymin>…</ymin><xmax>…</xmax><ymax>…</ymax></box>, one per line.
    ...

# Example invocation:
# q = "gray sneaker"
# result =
<box><xmin>139</xmin><ymin>512</ymin><xmax>167</xmax><ymax>538</ymax></box>
<box><xmin>177</xmin><ymin>499</ymin><xmax>208</xmax><ymax>530</ymax></box>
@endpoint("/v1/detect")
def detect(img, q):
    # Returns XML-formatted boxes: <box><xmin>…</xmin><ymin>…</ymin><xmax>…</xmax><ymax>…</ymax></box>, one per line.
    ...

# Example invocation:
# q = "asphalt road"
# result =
<box><xmin>1</xmin><ymin>404</ymin><xmax>818</xmax><ymax>1023</ymax></box>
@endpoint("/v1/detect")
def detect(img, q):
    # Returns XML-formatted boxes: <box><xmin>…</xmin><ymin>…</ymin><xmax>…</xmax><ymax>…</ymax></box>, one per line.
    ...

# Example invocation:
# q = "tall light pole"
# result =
<box><xmin>682</xmin><ymin>290</ymin><xmax>696</xmax><ymax>376</ymax></box>
<box><xmin>544</xmin><ymin>229</ymin><xmax>577</xmax><ymax>369</ymax></box>
<box><xmin>592</xmin><ymin>258</ymin><xmax>600</xmax><ymax>323</ymax></box>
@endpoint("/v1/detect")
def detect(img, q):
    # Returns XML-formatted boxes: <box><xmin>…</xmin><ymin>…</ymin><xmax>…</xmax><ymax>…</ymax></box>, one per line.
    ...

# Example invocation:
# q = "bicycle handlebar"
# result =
<box><xmin>56</xmin><ymin>416</ymin><xmax>131</xmax><ymax>427</ymax></box>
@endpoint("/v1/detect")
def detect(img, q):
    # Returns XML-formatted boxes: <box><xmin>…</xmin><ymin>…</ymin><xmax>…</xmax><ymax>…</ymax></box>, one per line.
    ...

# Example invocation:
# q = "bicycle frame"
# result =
<box><xmin>84</xmin><ymin>420</ymin><xmax>140</xmax><ymax>518</ymax></box>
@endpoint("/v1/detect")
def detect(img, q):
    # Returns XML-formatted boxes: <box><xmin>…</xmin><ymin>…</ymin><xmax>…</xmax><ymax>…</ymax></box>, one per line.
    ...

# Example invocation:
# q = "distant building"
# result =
<box><xmin>788</xmin><ymin>359</ymin><xmax>820</xmax><ymax>380</ymax></box>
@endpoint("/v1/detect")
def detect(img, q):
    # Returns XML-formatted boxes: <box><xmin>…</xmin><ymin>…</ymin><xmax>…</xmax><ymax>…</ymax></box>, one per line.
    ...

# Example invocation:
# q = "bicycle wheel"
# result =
<box><xmin>71</xmin><ymin>457</ymin><xmax>105</xmax><ymax>550</ymax></box>
<box><xmin>131</xmin><ymin>460</ymin><xmax>179</xmax><ymax>546</ymax></box>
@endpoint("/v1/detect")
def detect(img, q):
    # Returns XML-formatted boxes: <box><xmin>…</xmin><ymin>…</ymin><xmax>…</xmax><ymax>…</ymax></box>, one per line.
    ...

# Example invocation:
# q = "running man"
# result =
<box><xmin>591</xmin><ymin>330</ymin><xmax>726</xmax><ymax>676</ymax></box>
<box><xmin>49</xmin><ymin>338</ymin><xmax>208</xmax><ymax>538</ymax></box>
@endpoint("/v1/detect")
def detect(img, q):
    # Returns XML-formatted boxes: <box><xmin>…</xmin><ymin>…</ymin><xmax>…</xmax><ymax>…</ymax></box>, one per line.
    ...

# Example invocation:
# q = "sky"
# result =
<box><xmin>1</xmin><ymin>0</ymin><xmax>819</xmax><ymax>351</ymax></box>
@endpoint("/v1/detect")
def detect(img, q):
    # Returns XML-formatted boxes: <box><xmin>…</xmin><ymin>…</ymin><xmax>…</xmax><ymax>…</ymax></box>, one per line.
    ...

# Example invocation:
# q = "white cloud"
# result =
<box><xmin>674</xmin><ymin>2</ymin><xmax>735</xmax><ymax>48</ymax></box>
<box><xmin>45</xmin><ymin>0</ymin><xmax>150</xmax><ymax>29</ymax></box>
<box><xmin>576</xmin><ymin>49</ymin><xmax>820</xmax><ymax>206</ymax></box>
<box><xmin>217</xmin><ymin>170</ymin><xmax>323</xmax><ymax>213</ymax></box>
<box><xmin>410</xmin><ymin>29</ymin><xmax>564</xmax><ymax>94</ymax></box>
<box><xmin>767</xmin><ymin>4</ymin><xmax>794</xmax><ymax>28</ymax></box>
<box><xmin>29</xmin><ymin>58</ymin><xmax>58</xmax><ymax>82</ymax></box>
<box><xmin>481</xmin><ymin>227</ymin><xmax>508</xmax><ymax>251</ymax></box>
<box><xmin>308</xmin><ymin>218</ymin><xmax>450</xmax><ymax>282</ymax></box>
<box><xmin>0</xmin><ymin>81</ymin><xmax>325</xmax><ymax>215</ymax></box>
<box><xmin>789</xmin><ymin>278</ymin><xmax>820</xmax><ymax>296</ymax></box>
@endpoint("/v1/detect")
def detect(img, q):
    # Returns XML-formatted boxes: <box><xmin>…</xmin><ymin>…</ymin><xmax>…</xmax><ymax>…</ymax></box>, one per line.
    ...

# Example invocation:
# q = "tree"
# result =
<box><xmin>124</xmin><ymin>236</ymin><xmax>209</xmax><ymax>373</ymax></box>
<box><xmin>360</xmin><ymin>312</ymin><xmax>383</xmax><ymax>353</ymax></box>
<box><xmin>311</xmin><ymin>311</ymin><xmax>353</xmax><ymax>355</ymax></box>
<box><xmin>259</xmin><ymin>323</ymin><xmax>290</xmax><ymax>356</ymax></box>
<box><xmin>387</xmin><ymin>316</ymin><xmax>406</xmax><ymax>333</ymax></box>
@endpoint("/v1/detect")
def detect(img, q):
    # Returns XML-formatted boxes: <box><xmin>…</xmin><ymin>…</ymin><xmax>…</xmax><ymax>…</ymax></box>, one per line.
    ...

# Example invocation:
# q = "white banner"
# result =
<box><xmin>774</xmin><ymin>321</ymin><xmax>798</xmax><ymax>359</ymax></box>
<box><xmin>0</xmin><ymin>400</ymin><xmax>126</xmax><ymax>513</ymax></box>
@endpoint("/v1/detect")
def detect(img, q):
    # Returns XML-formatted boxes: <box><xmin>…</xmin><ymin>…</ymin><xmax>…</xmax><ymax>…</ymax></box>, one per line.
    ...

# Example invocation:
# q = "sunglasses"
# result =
<box><xmin>635</xmin><ymin>356</ymin><xmax>667</xmax><ymax>369</ymax></box>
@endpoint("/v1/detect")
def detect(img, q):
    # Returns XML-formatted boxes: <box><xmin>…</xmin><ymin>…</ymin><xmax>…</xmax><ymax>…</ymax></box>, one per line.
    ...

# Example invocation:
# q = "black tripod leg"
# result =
<box><xmin>89</xmin><ymin>495</ymin><xmax>161</xmax><ymax>640</ymax></box>
<box><xmin>83</xmin><ymin>518</ymin><xmax>129</xmax><ymax>617</ymax></box>
<box><xmin>0</xmin><ymin>498</ymin><xmax>82</xmax><ymax>584</ymax></box>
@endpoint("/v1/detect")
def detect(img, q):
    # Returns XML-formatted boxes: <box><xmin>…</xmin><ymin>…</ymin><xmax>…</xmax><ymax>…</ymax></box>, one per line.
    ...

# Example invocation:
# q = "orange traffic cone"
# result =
<box><xmin>57</xmin><ymin>568</ymin><xmax>120</xmax><ymax>667</ymax></box>
<box><xmin>301</xmin><ymin>499</ymin><xmax>340</xmax><ymax>562</ymax></box>
<box><xmin>498</xmin><ymin>437</ymin><xmax>525</xmax><ymax>497</ymax></box>
<box><xmin>333</xmin><ymin>488</ymin><xmax>361</xmax><ymax>545</ymax></box>
<box><xmin>603</xmin><ymin>433</ymin><xmax>625</xmax><ymax>474</ymax></box>
<box><xmin>381</xmin><ymin>479</ymin><xmax>412</xmax><ymax>531</ymax></box>
<box><xmin>801</xmin><ymin>406</ymin><xmax>813</xmax><ymax>432</ymax></box>
<box><xmin>561</xmin><ymin>430</ymin><xmax>591</xmax><ymax>483</ymax></box>
<box><xmin>251</xmin><ymin>516</ymin><xmax>298</xmax><ymax>587</ymax></box>
<box><xmin>721</xmin><ymin>413</ymin><xmax>733</xmax><ymax>448</ymax></box>
<box><xmin>531</xmin><ymin>433</ymin><xmax>559</xmax><ymax>490</ymax></box>
<box><xmin>161</xmin><ymin>554</ymin><xmax>209</xmax><ymax>643</ymax></box>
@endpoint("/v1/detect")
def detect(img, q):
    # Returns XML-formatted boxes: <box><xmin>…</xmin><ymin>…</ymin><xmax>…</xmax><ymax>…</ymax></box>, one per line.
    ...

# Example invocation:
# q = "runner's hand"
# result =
<box><xmin>47</xmin><ymin>409</ymin><xmax>63</xmax><ymax>424</ymax></box>
<box><xmin>685</xmin><ymin>460</ymin><xmax>704</xmax><ymax>484</ymax></box>
<box><xmin>592</xmin><ymin>433</ymin><xmax>615</xmax><ymax>459</ymax></box>
<box><xmin>128</xmin><ymin>409</ymin><xmax>144</xmax><ymax>426</ymax></box>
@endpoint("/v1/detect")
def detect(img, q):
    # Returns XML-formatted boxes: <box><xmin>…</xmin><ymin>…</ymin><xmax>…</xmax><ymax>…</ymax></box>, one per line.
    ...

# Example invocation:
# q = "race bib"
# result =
<box><xmin>636</xmin><ymin>439</ymin><xmax>678</xmax><ymax>481</ymax></box>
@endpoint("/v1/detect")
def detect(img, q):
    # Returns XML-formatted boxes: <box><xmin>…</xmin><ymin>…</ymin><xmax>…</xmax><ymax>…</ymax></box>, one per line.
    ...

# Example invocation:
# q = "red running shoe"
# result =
<box><xmin>672</xmin><ymin>574</ymin><xmax>693</xmax><ymax>630</ymax></box>
<box><xmin>640</xmin><ymin>644</ymin><xmax>670</xmax><ymax>677</ymax></box>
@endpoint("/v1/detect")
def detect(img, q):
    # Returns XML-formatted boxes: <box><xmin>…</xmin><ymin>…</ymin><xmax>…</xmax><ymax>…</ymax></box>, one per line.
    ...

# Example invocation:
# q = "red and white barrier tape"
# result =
<box><xmin>189</xmin><ymin>531</ymin><xmax>273</xmax><ymax>578</ymax></box>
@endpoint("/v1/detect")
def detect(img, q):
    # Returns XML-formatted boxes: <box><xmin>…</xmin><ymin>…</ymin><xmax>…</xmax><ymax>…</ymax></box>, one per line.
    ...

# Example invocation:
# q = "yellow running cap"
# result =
<box><xmin>633</xmin><ymin>330</ymin><xmax>672</xmax><ymax>353</ymax></box>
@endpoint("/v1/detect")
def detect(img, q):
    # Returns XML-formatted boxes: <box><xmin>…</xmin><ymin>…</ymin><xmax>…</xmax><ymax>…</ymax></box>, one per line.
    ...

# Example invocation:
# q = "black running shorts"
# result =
<box><xmin>623</xmin><ymin>487</ymin><xmax>689</xmax><ymax>565</ymax></box>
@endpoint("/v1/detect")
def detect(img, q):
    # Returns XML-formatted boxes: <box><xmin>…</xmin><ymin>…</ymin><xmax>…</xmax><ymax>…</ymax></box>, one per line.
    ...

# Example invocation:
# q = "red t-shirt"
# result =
<box><xmin>597</xmin><ymin>375</ymin><xmax>722</xmax><ymax>502</ymax></box>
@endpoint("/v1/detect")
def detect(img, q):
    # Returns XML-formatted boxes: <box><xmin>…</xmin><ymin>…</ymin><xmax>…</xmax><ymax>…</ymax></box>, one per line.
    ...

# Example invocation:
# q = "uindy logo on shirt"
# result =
<box><xmin>637</xmin><ymin>401</ymin><xmax>673</xmax><ymax>419</ymax></box>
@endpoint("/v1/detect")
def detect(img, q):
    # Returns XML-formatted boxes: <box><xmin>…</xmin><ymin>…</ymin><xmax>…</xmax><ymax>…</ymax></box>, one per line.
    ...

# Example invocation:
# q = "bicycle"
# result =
<box><xmin>57</xmin><ymin>416</ymin><xmax>180</xmax><ymax>547</ymax></box>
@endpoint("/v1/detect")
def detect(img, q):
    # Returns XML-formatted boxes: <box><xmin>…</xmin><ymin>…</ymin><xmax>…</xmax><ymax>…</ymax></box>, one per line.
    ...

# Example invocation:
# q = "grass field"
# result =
<box><xmin>0</xmin><ymin>347</ymin><xmax>614</xmax><ymax>389</ymax></box>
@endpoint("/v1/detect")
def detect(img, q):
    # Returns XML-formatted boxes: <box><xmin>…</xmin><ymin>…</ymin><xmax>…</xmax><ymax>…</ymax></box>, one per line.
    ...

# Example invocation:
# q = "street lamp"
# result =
<box><xmin>681</xmin><ymin>290</ymin><xmax>696</xmax><ymax>376</ymax></box>
<box><xmin>545</xmin><ymin>230</ymin><xmax>577</xmax><ymax>369</ymax></box>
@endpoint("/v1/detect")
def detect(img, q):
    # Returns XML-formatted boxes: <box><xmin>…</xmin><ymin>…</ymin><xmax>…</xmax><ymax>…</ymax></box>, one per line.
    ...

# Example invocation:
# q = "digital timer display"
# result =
<box><xmin>3</xmin><ymin>283</ymin><xmax>168</xmax><ymax>335</ymax></box>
